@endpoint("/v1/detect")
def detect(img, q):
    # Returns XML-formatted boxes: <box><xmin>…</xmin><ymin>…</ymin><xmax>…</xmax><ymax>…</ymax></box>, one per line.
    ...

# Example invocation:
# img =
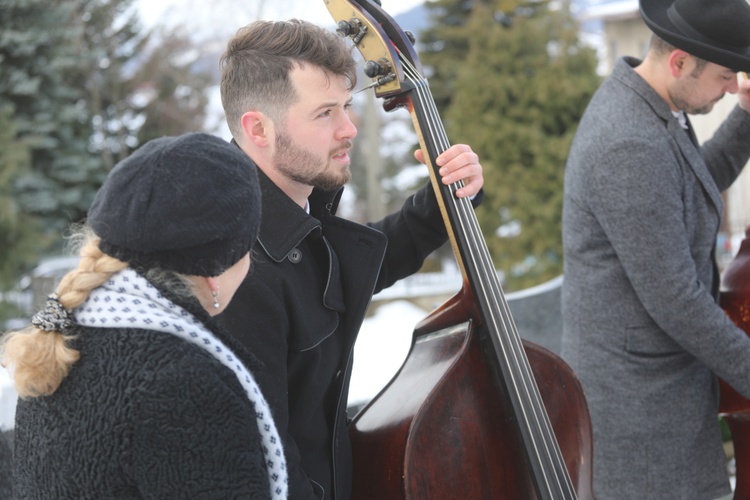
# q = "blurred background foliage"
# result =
<box><xmin>0</xmin><ymin>0</ymin><xmax>600</xmax><ymax>324</ymax></box>
<box><xmin>421</xmin><ymin>0</ymin><xmax>599</xmax><ymax>289</ymax></box>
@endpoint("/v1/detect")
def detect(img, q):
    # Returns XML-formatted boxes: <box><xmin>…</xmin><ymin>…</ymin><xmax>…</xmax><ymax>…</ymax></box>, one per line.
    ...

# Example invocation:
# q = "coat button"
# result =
<box><xmin>288</xmin><ymin>248</ymin><xmax>302</xmax><ymax>263</ymax></box>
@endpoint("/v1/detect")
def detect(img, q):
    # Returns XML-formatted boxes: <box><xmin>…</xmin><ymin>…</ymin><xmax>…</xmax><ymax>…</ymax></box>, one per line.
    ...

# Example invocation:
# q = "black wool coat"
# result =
<box><xmin>220</xmin><ymin>166</ymin><xmax>465</xmax><ymax>500</ymax></box>
<box><xmin>13</xmin><ymin>287</ymin><xmax>271</xmax><ymax>499</ymax></box>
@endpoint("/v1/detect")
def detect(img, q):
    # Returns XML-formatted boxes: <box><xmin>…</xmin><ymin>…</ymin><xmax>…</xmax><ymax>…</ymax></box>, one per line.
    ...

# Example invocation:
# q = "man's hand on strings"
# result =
<box><xmin>414</xmin><ymin>144</ymin><xmax>484</xmax><ymax>198</ymax></box>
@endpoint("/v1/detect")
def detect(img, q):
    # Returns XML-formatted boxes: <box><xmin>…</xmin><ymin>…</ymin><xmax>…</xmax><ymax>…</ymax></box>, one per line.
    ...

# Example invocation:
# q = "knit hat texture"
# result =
<box><xmin>88</xmin><ymin>133</ymin><xmax>261</xmax><ymax>277</ymax></box>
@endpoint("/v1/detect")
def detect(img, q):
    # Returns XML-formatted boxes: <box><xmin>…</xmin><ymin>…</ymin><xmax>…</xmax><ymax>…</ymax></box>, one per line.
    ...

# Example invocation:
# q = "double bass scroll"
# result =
<box><xmin>323</xmin><ymin>0</ymin><xmax>596</xmax><ymax>498</ymax></box>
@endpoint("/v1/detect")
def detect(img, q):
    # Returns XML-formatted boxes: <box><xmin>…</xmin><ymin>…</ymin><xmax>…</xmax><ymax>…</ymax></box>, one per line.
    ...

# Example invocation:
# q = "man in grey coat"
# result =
<box><xmin>562</xmin><ymin>0</ymin><xmax>750</xmax><ymax>498</ymax></box>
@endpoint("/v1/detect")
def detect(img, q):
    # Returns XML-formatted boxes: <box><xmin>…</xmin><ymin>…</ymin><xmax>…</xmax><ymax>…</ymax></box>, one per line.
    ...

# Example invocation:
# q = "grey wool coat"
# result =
<box><xmin>562</xmin><ymin>57</ymin><xmax>750</xmax><ymax>499</ymax></box>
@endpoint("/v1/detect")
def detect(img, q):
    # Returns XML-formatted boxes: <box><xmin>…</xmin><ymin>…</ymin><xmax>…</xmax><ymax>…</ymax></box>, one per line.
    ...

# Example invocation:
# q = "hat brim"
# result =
<box><xmin>640</xmin><ymin>0</ymin><xmax>750</xmax><ymax>73</ymax></box>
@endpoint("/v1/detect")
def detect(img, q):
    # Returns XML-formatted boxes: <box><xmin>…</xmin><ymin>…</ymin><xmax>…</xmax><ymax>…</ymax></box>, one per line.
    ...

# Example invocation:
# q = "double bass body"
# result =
<box><xmin>349</xmin><ymin>290</ymin><xmax>595</xmax><ymax>499</ymax></box>
<box><xmin>719</xmin><ymin>229</ymin><xmax>750</xmax><ymax>500</ymax></box>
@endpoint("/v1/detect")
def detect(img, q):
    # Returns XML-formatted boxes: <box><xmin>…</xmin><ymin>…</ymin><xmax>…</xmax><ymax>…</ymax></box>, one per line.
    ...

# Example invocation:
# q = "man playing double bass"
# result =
<box><xmin>562</xmin><ymin>0</ymin><xmax>750</xmax><ymax>498</ymax></box>
<box><xmin>217</xmin><ymin>19</ymin><xmax>484</xmax><ymax>500</ymax></box>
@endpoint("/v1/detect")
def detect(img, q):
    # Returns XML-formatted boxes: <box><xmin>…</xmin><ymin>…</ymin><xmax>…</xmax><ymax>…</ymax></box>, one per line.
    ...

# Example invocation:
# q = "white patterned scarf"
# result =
<box><xmin>74</xmin><ymin>268</ymin><xmax>288</xmax><ymax>499</ymax></box>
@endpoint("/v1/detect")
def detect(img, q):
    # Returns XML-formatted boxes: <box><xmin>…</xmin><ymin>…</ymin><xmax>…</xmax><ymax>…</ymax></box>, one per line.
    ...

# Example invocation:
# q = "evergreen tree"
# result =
<box><xmin>419</xmin><ymin>0</ymin><xmax>474</xmax><ymax>112</ymax></box>
<box><xmin>9</xmin><ymin>0</ymin><xmax>160</xmax><ymax>232</ymax></box>
<box><xmin>0</xmin><ymin>0</ymin><xmax>88</xmax><ymax>234</ymax></box>
<box><xmin>0</xmin><ymin>0</ymin><xmax>82</xmax><ymax>295</ymax></box>
<box><xmin>0</xmin><ymin>103</ymin><xmax>47</xmax><ymax>292</ymax></box>
<box><xmin>422</xmin><ymin>0</ymin><xmax>600</xmax><ymax>290</ymax></box>
<box><xmin>0</xmin><ymin>0</ymin><xmax>214</xmax><ymax>295</ymax></box>
<box><xmin>133</xmin><ymin>27</ymin><xmax>213</xmax><ymax>143</ymax></box>
<box><xmin>77</xmin><ymin>0</ymin><xmax>151</xmax><ymax>171</ymax></box>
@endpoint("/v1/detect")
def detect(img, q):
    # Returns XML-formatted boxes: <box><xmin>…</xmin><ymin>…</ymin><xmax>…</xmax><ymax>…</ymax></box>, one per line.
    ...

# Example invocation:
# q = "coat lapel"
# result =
<box><xmin>667</xmin><ymin>116</ymin><xmax>724</xmax><ymax>215</ymax></box>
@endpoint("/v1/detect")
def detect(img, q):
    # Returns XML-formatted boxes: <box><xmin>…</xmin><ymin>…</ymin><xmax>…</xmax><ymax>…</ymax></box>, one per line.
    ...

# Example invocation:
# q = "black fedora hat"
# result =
<box><xmin>640</xmin><ymin>0</ymin><xmax>750</xmax><ymax>72</ymax></box>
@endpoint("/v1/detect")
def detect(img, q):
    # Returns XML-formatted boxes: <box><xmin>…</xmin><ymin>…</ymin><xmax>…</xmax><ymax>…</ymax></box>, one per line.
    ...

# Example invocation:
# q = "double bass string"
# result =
<box><xmin>396</xmin><ymin>49</ymin><xmax>576</xmax><ymax>499</ymax></box>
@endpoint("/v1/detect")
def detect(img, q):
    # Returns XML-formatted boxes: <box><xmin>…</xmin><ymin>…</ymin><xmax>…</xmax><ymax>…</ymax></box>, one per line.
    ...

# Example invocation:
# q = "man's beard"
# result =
<box><xmin>274</xmin><ymin>129</ymin><xmax>352</xmax><ymax>192</ymax></box>
<box><xmin>670</xmin><ymin>91</ymin><xmax>721</xmax><ymax>115</ymax></box>
<box><xmin>669</xmin><ymin>73</ymin><xmax>724</xmax><ymax>115</ymax></box>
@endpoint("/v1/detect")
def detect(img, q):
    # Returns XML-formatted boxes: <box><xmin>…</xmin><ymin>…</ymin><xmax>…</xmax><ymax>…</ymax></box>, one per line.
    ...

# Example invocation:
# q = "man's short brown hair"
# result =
<box><xmin>220</xmin><ymin>19</ymin><xmax>357</xmax><ymax>139</ymax></box>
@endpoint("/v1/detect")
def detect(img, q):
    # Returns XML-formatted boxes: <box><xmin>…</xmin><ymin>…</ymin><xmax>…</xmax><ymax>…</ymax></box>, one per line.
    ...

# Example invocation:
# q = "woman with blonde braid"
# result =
<box><xmin>1</xmin><ymin>133</ymin><xmax>287</xmax><ymax>499</ymax></box>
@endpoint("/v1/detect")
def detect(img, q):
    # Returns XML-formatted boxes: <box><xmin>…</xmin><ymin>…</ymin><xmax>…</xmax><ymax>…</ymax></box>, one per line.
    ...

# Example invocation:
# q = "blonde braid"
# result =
<box><xmin>1</xmin><ymin>236</ymin><xmax>127</xmax><ymax>398</ymax></box>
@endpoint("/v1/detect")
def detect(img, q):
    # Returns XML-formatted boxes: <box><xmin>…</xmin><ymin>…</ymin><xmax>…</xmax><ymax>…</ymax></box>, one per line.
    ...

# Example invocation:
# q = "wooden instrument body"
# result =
<box><xmin>350</xmin><ymin>290</ymin><xmax>595</xmax><ymax>499</ymax></box>
<box><xmin>720</xmin><ymin>233</ymin><xmax>750</xmax><ymax>500</ymax></box>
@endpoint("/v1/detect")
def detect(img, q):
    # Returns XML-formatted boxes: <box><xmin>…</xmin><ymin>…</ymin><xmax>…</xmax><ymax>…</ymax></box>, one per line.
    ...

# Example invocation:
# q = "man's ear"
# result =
<box><xmin>241</xmin><ymin>111</ymin><xmax>272</xmax><ymax>148</ymax></box>
<box><xmin>668</xmin><ymin>49</ymin><xmax>691</xmax><ymax>78</ymax></box>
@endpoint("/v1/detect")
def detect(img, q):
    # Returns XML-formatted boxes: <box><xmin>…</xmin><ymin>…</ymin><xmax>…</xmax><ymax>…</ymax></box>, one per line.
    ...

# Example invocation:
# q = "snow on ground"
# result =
<box><xmin>347</xmin><ymin>300</ymin><xmax>427</xmax><ymax>408</ymax></box>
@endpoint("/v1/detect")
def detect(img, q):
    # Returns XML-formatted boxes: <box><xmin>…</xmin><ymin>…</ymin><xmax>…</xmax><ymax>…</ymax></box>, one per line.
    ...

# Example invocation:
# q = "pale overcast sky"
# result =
<box><xmin>137</xmin><ymin>0</ymin><xmax>427</xmax><ymax>35</ymax></box>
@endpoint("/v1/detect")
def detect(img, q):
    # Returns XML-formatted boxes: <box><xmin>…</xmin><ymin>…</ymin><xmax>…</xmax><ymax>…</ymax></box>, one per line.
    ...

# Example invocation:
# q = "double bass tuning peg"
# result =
<box><xmin>364</xmin><ymin>59</ymin><xmax>391</xmax><ymax>78</ymax></box>
<box><xmin>335</xmin><ymin>19</ymin><xmax>357</xmax><ymax>36</ymax></box>
<box><xmin>335</xmin><ymin>17</ymin><xmax>414</xmax><ymax>47</ymax></box>
<box><xmin>336</xmin><ymin>18</ymin><xmax>367</xmax><ymax>44</ymax></box>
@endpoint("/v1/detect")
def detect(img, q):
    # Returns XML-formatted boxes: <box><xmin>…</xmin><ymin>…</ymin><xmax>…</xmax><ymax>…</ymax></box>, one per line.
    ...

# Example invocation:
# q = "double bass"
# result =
<box><xmin>720</xmin><ymin>227</ymin><xmax>750</xmax><ymax>500</ymax></box>
<box><xmin>322</xmin><ymin>0</ymin><xmax>595</xmax><ymax>498</ymax></box>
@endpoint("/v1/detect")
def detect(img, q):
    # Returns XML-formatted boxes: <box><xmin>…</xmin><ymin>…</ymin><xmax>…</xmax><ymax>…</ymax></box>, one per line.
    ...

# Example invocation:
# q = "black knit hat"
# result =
<box><xmin>88</xmin><ymin>133</ymin><xmax>261</xmax><ymax>277</ymax></box>
<box><xmin>640</xmin><ymin>0</ymin><xmax>750</xmax><ymax>73</ymax></box>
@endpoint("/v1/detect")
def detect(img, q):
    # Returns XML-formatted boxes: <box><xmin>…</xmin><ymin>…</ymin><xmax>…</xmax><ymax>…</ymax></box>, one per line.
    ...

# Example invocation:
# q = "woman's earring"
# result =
<box><xmin>212</xmin><ymin>288</ymin><xmax>220</xmax><ymax>309</ymax></box>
